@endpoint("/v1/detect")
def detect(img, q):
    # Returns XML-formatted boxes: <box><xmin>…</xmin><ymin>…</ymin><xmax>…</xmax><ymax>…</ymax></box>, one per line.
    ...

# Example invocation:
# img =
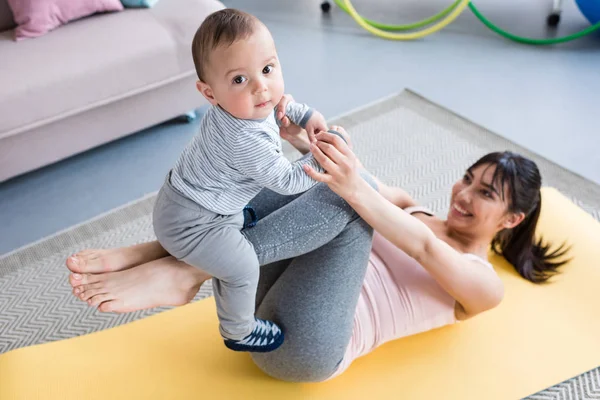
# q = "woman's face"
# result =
<box><xmin>447</xmin><ymin>164</ymin><xmax>523</xmax><ymax>238</ymax></box>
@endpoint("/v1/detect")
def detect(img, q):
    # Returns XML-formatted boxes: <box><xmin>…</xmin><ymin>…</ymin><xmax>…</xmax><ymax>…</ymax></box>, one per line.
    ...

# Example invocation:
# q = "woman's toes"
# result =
<box><xmin>81</xmin><ymin>282</ymin><xmax>102</xmax><ymax>292</ymax></box>
<box><xmin>98</xmin><ymin>300</ymin><xmax>117</xmax><ymax>313</ymax></box>
<box><xmin>79</xmin><ymin>286</ymin><xmax>106</xmax><ymax>301</ymax></box>
<box><xmin>70</xmin><ymin>273</ymin><xmax>101</xmax><ymax>286</ymax></box>
<box><xmin>66</xmin><ymin>256</ymin><xmax>82</xmax><ymax>273</ymax></box>
<box><xmin>88</xmin><ymin>293</ymin><xmax>113</xmax><ymax>307</ymax></box>
<box><xmin>69</xmin><ymin>273</ymin><xmax>84</xmax><ymax>287</ymax></box>
<box><xmin>66</xmin><ymin>250</ymin><xmax>109</xmax><ymax>274</ymax></box>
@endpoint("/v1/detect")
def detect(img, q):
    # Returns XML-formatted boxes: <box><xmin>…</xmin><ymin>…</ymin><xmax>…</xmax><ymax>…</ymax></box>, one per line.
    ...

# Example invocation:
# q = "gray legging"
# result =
<box><xmin>239</xmin><ymin>180</ymin><xmax>375</xmax><ymax>382</ymax></box>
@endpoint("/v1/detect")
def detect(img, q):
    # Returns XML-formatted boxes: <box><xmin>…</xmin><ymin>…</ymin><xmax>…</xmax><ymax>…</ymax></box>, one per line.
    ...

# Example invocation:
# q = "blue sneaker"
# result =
<box><xmin>224</xmin><ymin>318</ymin><xmax>284</xmax><ymax>353</ymax></box>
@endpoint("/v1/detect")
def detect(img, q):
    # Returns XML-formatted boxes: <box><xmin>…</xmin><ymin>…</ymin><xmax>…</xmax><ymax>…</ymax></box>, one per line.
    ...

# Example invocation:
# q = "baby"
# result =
<box><xmin>152</xmin><ymin>9</ymin><xmax>328</xmax><ymax>353</ymax></box>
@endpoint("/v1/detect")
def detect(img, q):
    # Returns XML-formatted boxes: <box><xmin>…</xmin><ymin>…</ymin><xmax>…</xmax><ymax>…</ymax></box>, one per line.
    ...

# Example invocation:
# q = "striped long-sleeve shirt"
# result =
<box><xmin>169</xmin><ymin>102</ymin><xmax>321</xmax><ymax>215</ymax></box>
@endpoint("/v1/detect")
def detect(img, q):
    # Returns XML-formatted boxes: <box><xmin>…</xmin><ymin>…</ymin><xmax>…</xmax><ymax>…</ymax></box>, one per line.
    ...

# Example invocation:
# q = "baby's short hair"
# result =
<box><xmin>192</xmin><ymin>8</ymin><xmax>259</xmax><ymax>82</ymax></box>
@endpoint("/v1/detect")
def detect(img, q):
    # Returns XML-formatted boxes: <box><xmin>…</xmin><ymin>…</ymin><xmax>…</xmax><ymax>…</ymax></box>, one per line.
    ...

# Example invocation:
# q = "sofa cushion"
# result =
<box><xmin>0</xmin><ymin>0</ymin><xmax>15</xmax><ymax>32</ymax></box>
<box><xmin>6</xmin><ymin>0</ymin><xmax>124</xmax><ymax>41</ymax></box>
<box><xmin>0</xmin><ymin>0</ymin><xmax>222</xmax><ymax>139</ymax></box>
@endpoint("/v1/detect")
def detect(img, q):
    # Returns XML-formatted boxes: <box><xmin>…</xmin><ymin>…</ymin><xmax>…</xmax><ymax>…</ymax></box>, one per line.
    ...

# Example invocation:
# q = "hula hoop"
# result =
<box><xmin>333</xmin><ymin>0</ymin><xmax>600</xmax><ymax>44</ymax></box>
<box><xmin>340</xmin><ymin>0</ymin><xmax>471</xmax><ymax>40</ymax></box>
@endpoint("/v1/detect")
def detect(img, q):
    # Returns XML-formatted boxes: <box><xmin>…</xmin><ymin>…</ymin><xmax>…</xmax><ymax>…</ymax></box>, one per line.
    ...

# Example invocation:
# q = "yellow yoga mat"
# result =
<box><xmin>1</xmin><ymin>187</ymin><xmax>599</xmax><ymax>400</ymax></box>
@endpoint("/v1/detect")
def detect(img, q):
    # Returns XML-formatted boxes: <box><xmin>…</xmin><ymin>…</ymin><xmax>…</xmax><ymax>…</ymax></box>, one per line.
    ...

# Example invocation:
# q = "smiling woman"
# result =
<box><xmin>468</xmin><ymin>152</ymin><xmax>570</xmax><ymax>283</ymax></box>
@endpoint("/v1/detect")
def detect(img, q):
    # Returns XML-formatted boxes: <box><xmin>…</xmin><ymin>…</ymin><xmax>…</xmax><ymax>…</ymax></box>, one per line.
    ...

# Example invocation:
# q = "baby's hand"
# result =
<box><xmin>275</xmin><ymin>94</ymin><xmax>294</xmax><ymax>125</ymax></box>
<box><xmin>275</xmin><ymin>94</ymin><xmax>327</xmax><ymax>143</ymax></box>
<box><xmin>304</xmin><ymin>111</ymin><xmax>328</xmax><ymax>143</ymax></box>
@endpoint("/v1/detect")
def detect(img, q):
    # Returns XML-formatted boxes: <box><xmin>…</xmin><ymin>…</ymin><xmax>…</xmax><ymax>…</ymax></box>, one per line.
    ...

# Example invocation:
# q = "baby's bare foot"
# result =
<box><xmin>66</xmin><ymin>242</ymin><xmax>168</xmax><ymax>276</ymax></box>
<box><xmin>71</xmin><ymin>257</ymin><xmax>210</xmax><ymax>313</ymax></box>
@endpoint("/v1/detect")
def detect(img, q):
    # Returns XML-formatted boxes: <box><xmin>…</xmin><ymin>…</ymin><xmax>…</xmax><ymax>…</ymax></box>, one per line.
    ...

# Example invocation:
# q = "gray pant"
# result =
<box><xmin>243</xmin><ymin>178</ymin><xmax>376</xmax><ymax>382</ymax></box>
<box><xmin>154</xmin><ymin>172</ymin><xmax>374</xmax><ymax>344</ymax></box>
<box><xmin>154</xmin><ymin>174</ymin><xmax>262</xmax><ymax>339</ymax></box>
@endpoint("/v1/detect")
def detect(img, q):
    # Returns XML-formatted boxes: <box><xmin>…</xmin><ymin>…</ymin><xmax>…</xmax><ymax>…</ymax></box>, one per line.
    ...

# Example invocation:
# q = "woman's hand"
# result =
<box><xmin>303</xmin><ymin>127</ymin><xmax>364</xmax><ymax>202</ymax></box>
<box><xmin>303</xmin><ymin>110</ymin><xmax>328</xmax><ymax>143</ymax></box>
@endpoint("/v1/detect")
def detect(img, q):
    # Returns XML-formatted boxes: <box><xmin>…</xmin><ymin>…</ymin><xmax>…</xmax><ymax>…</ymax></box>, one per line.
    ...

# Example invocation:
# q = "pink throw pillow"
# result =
<box><xmin>7</xmin><ymin>0</ymin><xmax>124</xmax><ymax>41</ymax></box>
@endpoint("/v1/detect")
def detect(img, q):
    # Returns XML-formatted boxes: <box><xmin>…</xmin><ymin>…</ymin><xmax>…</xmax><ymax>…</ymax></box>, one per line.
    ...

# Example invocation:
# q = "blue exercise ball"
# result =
<box><xmin>575</xmin><ymin>0</ymin><xmax>600</xmax><ymax>24</ymax></box>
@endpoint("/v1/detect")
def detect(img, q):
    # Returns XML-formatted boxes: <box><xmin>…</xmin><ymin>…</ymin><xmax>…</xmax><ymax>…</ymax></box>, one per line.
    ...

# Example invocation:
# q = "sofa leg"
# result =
<box><xmin>170</xmin><ymin>110</ymin><xmax>198</xmax><ymax>123</ymax></box>
<box><xmin>182</xmin><ymin>110</ymin><xmax>197</xmax><ymax>122</ymax></box>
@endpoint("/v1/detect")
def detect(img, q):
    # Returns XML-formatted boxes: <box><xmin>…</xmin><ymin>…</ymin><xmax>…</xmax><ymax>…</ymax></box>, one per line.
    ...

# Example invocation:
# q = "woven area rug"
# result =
<box><xmin>1</xmin><ymin>90</ymin><xmax>599</xmax><ymax>399</ymax></box>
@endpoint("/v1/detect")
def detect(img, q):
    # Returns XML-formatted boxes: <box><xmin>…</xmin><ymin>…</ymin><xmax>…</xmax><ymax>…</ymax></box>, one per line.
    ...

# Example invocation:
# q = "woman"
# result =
<box><xmin>66</xmin><ymin>117</ymin><xmax>568</xmax><ymax>382</ymax></box>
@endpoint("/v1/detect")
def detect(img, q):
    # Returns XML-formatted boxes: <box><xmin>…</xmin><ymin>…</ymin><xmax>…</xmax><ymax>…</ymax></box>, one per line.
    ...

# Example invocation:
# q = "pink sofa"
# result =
<box><xmin>0</xmin><ymin>0</ymin><xmax>224</xmax><ymax>182</ymax></box>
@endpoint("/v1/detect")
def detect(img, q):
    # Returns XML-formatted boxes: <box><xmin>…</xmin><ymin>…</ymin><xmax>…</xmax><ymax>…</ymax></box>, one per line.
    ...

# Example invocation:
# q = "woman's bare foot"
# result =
<box><xmin>66</xmin><ymin>241</ymin><xmax>168</xmax><ymax>275</ymax></box>
<box><xmin>70</xmin><ymin>257</ymin><xmax>211</xmax><ymax>313</ymax></box>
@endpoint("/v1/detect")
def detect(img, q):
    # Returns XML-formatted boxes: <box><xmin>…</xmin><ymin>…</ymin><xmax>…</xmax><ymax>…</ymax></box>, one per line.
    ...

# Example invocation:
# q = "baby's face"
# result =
<box><xmin>202</xmin><ymin>24</ymin><xmax>284</xmax><ymax>120</ymax></box>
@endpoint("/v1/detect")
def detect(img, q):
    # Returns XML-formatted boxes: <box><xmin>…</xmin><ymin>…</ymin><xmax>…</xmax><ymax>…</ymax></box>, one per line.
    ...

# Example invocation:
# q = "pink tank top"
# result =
<box><xmin>328</xmin><ymin>206</ymin><xmax>493</xmax><ymax>379</ymax></box>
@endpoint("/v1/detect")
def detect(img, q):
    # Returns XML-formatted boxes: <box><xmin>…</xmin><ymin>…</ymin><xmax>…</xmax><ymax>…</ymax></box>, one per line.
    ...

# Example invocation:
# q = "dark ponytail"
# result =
<box><xmin>471</xmin><ymin>152</ymin><xmax>570</xmax><ymax>284</ymax></box>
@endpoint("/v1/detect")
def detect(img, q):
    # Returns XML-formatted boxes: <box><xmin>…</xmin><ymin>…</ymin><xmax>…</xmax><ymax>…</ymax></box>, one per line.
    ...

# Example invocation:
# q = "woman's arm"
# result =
<box><xmin>305</xmin><ymin>131</ymin><xmax>504</xmax><ymax>319</ymax></box>
<box><xmin>350</xmin><ymin>179</ymin><xmax>503</xmax><ymax>318</ymax></box>
<box><xmin>375</xmin><ymin>179</ymin><xmax>418</xmax><ymax>210</ymax></box>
